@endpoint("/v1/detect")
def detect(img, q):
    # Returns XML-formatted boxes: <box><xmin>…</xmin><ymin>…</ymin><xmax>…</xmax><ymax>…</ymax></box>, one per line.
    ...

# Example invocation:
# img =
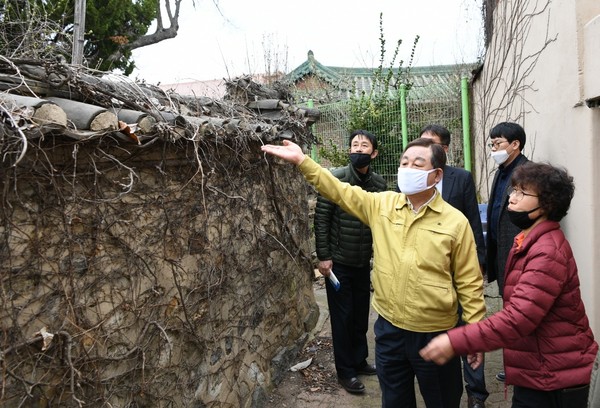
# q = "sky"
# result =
<box><xmin>131</xmin><ymin>0</ymin><xmax>484</xmax><ymax>85</ymax></box>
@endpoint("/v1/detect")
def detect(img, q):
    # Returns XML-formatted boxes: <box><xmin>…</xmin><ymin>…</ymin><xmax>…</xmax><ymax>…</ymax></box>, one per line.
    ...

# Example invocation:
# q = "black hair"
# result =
<box><xmin>402</xmin><ymin>137</ymin><xmax>446</xmax><ymax>169</ymax></box>
<box><xmin>489</xmin><ymin>122</ymin><xmax>526</xmax><ymax>150</ymax></box>
<box><xmin>420</xmin><ymin>124</ymin><xmax>451</xmax><ymax>146</ymax></box>
<box><xmin>349</xmin><ymin>130</ymin><xmax>378</xmax><ymax>150</ymax></box>
<box><xmin>511</xmin><ymin>162</ymin><xmax>575</xmax><ymax>221</ymax></box>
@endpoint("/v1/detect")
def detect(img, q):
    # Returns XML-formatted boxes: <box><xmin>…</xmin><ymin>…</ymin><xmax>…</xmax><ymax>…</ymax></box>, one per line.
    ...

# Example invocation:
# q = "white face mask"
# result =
<box><xmin>397</xmin><ymin>168</ymin><xmax>437</xmax><ymax>195</ymax></box>
<box><xmin>491</xmin><ymin>149</ymin><xmax>510</xmax><ymax>165</ymax></box>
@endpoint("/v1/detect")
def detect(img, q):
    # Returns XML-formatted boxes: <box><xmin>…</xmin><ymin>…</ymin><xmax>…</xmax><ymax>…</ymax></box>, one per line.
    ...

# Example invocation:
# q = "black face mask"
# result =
<box><xmin>507</xmin><ymin>207</ymin><xmax>541</xmax><ymax>230</ymax></box>
<box><xmin>349</xmin><ymin>153</ymin><xmax>372</xmax><ymax>169</ymax></box>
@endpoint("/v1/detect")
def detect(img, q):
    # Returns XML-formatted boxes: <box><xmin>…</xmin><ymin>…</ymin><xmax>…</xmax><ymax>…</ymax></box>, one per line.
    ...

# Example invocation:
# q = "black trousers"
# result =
<box><xmin>512</xmin><ymin>384</ymin><xmax>590</xmax><ymax>408</ymax></box>
<box><xmin>325</xmin><ymin>262</ymin><xmax>371</xmax><ymax>379</ymax></box>
<box><xmin>457</xmin><ymin>305</ymin><xmax>489</xmax><ymax>401</ymax></box>
<box><xmin>374</xmin><ymin>316</ymin><xmax>463</xmax><ymax>408</ymax></box>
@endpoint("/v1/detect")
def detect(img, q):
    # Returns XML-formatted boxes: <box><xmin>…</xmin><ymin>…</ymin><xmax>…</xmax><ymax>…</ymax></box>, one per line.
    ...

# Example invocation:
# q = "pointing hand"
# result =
<box><xmin>261</xmin><ymin>140</ymin><xmax>305</xmax><ymax>165</ymax></box>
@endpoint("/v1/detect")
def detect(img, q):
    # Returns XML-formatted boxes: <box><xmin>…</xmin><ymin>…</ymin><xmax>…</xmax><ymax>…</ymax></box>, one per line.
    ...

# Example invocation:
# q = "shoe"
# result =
<box><xmin>338</xmin><ymin>376</ymin><xmax>365</xmax><ymax>394</ymax></box>
<box><xmin>468</xmin><ymin>395</ymin><xmax>486</xmax><ymax>408</ymax></box>
<box><xmin>356</xmin><ymin>362</ymin><xmax>377</xmax><ymax>376</ymax></box>
<box><xmin>496</xmin><ymin>371</ymin><xmax>505</xmax><ymax>382</ymax></box>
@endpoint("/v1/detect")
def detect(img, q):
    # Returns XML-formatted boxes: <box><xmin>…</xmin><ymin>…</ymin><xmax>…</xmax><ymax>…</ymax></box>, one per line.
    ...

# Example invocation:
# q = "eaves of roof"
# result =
<box><xmin>0</xmin><ymin>62</ymin><xmax>320</xmax><ymax>169</ymax></box>
<box><xmin>284</xmin><ymin>50</ymin><xmax>343</xmax><ymax>85</ymax></box>
<box><xmin>326</xmin><ymin>63</ymin><xmax>477</xmax><ymax>77</ymax></box>
<box><xmin>284</xmin><ymin>51</ymin><xmax>481</xmax><ymax>102</ymax></box>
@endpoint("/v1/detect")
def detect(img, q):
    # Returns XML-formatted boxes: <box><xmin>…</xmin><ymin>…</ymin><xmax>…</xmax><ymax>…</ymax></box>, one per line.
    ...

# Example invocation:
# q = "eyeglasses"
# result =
<box><xmin>507</xmin><ymin>187</ymin><xmax>538</xmax><ymax>201</ymax></box>
<box><xmin>487</xmin><ymin>140</ymin><xmax>509</xmax><ymax>149</ymax></box>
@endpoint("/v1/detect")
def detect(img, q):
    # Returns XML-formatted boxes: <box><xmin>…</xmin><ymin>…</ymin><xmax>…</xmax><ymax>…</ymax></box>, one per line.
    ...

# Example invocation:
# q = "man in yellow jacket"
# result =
<box><xmin>261</xmin><ymin>137</ymin><xmax>486</xmax><ymax>408</ymax></box>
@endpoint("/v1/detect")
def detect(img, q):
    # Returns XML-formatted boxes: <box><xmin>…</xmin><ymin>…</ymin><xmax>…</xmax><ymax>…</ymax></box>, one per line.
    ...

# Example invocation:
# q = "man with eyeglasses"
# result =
<box><xmin>486</xmin><ymin>122</ymin><xmax>529</xmax><ymax>382</ymax></box>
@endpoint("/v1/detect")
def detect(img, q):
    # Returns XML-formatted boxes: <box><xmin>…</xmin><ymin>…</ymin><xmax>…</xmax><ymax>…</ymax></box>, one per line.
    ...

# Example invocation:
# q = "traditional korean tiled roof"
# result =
<box><xmin>284</xmin><ymin>50</ymin><xmax>480</xmax><ymax>103</ymax></box>
<box><xmin>285</xmin><ymin>51</ymin><xmax>343</xmax><ymax>86</ymax></box>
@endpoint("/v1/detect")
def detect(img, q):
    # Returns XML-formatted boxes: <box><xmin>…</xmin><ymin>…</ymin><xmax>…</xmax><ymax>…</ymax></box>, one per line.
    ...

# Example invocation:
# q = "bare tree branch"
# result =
<box><xmin>473</xmin><ymin>0</ymin><xmax>556</xmax><ymax>195</ymax></box>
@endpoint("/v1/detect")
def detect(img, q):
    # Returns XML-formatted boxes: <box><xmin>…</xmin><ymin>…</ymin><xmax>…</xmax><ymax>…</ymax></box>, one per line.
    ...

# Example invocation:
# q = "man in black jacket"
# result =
<box><xmin>314</xmin><ymin>129</ymin><xmax>387</xmax><ymax>394</ymax></box>
<box><xmin>486</xmin><ymin>122</ymin><xmax>529</xmax><ymax>297</ymax></box>
<box><xmin>485</xmin><ymin>122</ymin><xmax>529</xmax><ymax>383</ymax></box>
<box><xmin>419</xmin><ymin>124</ymin><xmax>488</xmax><ymax>408</ymax></box>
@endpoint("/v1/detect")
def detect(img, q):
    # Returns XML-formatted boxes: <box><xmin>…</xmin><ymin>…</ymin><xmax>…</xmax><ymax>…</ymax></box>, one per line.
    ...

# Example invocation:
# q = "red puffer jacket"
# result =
<box><xmin>449</xmin><ymin>220</ymin><xmax>598</xmax><ymax>390</ymax></box>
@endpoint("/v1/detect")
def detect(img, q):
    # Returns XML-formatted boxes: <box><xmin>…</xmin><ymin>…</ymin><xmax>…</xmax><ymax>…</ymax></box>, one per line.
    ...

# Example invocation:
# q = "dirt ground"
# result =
<box><xmin>264</xmin><ymin>279</ymin><xmax>341</xmax><ymax>407</ymax></box>
<box><xmin>263</xmin><ymin>278</ymin><xmax>382</xmax><ymax>408</ymax></box>
<box><xmin>264</xmin><ymin>277</ymin><xmax>514</xmax><ymax>408</ymax></box>
<box><xmin>264</xmin><ymin>334</ymin><xmax>339</xmax><ymax>406</ymax></box>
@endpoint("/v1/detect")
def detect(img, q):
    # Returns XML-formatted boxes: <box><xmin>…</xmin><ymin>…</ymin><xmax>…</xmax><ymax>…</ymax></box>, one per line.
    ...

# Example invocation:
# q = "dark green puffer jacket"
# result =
<box><xmin>314</xmin><ymin>165</ymin><xmax>387</xmax><ymax>268</ymax></box>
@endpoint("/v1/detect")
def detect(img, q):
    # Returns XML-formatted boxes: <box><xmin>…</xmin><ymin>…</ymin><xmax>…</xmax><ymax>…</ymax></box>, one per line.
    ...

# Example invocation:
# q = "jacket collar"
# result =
<box><xmin>500</xmin><ymin>153</ymin><xmax>527</xmax><ymax>173</ymax></box>
<box><xmin>348</xmin><ymin>163</ymin><xmax>372</xmax><ymax>182</ymax></box>
<box><xmin>396</xmin><ymin>190</ymin><xmax>444</xmax><ymax>213</ymax></box>
<box><xmin>441</xmin><ymin>165</ymin><xmax>455</xmax><ymax>201</ymax></box>
<box><xmin>512</xmin><ymin>220</ymin><xmax>561</xmax><ymax>254</ymax></box>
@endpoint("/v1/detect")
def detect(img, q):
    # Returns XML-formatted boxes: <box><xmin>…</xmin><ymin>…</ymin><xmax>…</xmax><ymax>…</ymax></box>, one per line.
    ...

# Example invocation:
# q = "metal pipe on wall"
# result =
<box><xmin>461</xmin><ymin>76</ymin><xmax>472</xmax><ymax>172</ymax></box>
<box><xmin>400</xmin><ymin>84</ymin><xmax>408</xmax><ymax>149</ymax></box>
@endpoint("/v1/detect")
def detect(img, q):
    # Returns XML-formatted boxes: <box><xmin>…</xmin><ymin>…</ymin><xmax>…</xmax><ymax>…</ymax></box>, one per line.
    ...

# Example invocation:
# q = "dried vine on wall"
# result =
<box><xmin>0</xmin><ymin>61</ymin><xmax>318</xmax><ymax>407</ymax></box>
<box><xmin>473</xmin><ymin>0</ymin><xmax>556</xmax><ymax>195</ymax></box>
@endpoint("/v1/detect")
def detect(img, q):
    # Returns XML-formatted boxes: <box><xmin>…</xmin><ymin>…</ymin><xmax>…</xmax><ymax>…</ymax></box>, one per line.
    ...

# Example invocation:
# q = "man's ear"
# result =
<box><xmin>435</xmin><ymin>168</ymin><xmax>444</xmax><ymax>183</ymax></box>
<box><xmin>370</xmin><ymin>149</ymin><xmax>379</xmax><ymax>159</ymax></box>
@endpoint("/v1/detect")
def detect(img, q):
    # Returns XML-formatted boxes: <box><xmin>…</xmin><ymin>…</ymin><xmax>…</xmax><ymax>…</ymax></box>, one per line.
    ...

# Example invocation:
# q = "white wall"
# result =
<box><xmin>473</xmin><ymin>0</ymin><xmax>600</xmax><ymax>335</ymax></box>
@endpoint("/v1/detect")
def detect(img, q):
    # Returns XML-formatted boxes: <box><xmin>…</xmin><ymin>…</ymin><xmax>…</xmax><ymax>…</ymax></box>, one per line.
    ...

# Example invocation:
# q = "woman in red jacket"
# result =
<box><xmin>420</xmin><ymin>162</ymin><xmax>598</xmax><ymax>408</ymax></box>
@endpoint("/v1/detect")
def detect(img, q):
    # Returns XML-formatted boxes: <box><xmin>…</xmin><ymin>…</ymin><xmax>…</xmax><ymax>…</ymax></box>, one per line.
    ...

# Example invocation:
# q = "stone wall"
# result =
<box><xmin>0</xmin><ymin>136</ymin><xmax>318</xmax><ymax>407</ymax></box>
